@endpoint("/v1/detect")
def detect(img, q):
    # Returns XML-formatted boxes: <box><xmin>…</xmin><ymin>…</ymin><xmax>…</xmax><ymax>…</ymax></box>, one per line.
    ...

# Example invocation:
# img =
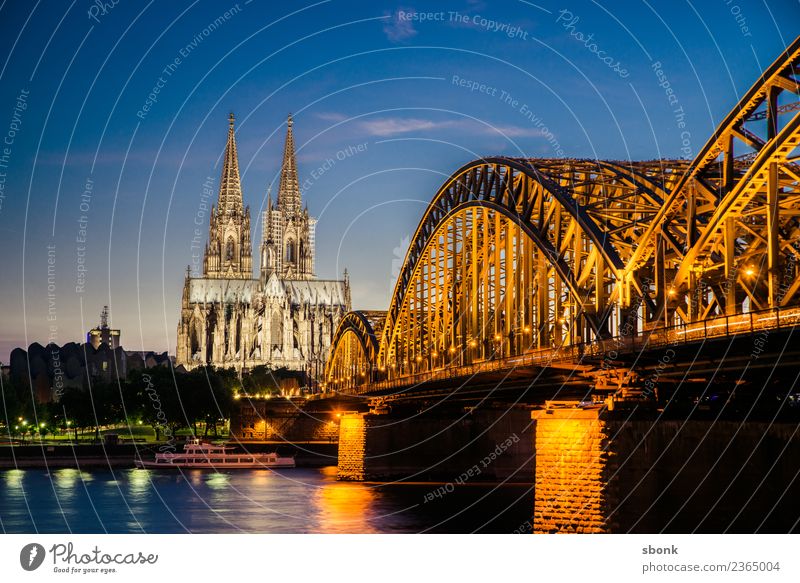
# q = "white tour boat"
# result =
<box><xmin>135</xmin><ymin>438</ymin><xmax>295</xmax><ymax>469</ymax></box>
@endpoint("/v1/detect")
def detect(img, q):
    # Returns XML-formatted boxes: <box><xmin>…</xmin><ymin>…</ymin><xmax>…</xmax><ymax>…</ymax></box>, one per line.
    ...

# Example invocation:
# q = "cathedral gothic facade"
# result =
<box><xmin>176</xmin><ymin>114</ymin><xmax>350</xmax><ymax>376</ymax></box>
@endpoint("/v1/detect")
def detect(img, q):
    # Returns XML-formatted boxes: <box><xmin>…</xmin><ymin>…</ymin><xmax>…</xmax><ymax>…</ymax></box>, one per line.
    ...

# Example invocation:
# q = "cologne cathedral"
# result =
<box><xmin>176</xmin><ymin>114</ymin><xmax>350</xmax><ymax>376</ymax></box>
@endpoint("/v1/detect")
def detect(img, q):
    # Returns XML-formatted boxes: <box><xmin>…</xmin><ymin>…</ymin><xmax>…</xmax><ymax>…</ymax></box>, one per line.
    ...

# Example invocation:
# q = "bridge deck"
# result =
<box><xmin>337</xmin><ymin>305</ymin><xmax>800</xmax><ymax>397</ymax></box>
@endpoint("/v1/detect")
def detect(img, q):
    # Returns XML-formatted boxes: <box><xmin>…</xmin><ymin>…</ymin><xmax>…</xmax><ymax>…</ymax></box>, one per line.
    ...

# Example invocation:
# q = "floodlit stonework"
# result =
<box><xmin>176</xmin><ymin>114</ymin><xmax>350</xmax><ymax>375</ymax></box>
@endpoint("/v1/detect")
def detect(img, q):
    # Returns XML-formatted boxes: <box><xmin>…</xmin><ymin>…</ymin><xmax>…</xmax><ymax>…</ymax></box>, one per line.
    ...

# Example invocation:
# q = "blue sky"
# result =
<box><xmin>0</xmin><ymin>0</ymin><xmax>798</xmax><ymax>361</ymax></box>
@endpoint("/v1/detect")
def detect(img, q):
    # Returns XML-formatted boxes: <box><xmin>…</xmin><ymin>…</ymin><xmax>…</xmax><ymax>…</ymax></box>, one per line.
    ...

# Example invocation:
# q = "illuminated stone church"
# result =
<box><xmin>176</xmin><ymin>114</ymin><xmax>350</xmax><ymax>375</ymax></box>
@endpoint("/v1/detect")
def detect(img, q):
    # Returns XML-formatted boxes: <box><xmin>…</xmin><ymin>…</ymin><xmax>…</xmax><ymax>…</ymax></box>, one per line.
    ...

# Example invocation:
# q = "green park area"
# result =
<box><xmin>0</xmin><ymin>365</ymin><xmax>292</xmax><ymax>446</ymax></box>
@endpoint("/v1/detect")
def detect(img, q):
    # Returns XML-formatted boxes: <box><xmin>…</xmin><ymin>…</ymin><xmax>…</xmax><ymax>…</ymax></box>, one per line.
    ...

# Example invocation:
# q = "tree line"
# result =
<box><xmin>0</xmin><ymin>364</ymin><xmax>287</xmax><ymax>442</ymax></box>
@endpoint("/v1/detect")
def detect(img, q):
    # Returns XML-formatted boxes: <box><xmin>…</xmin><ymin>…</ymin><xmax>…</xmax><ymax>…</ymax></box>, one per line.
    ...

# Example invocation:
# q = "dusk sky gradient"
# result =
<box><xmin>0</xmin><ymin>0</ymin><xmax>798</xmax><ymax>361</ymax></box>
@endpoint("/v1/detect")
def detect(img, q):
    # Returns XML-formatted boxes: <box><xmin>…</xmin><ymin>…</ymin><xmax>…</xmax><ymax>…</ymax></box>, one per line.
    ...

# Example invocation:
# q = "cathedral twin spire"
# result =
<box><xmin>203</xmin><ymin>112</ymin><xmax>313</xmax><ymax>281</ymax></box>
<box><xmin>277</xmin><ymin>114</ymin><xmax>302</xmax><ymax>217</ymax></box>
<box><xmin>203</xmin><ymin>113</ymin><xmax>252</xmax><ymax>279</ymax></box>
<box><xmin>218</xmin><ymin>113</ymin><xmax>244</xmax><ymax>216</ymax></box>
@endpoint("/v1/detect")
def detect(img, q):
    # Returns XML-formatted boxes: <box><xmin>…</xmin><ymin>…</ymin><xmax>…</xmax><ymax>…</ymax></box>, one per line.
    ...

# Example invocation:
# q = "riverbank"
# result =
<box><xmin>0</xmin><ymin>442</ymin><xmax>338</xmax><ymax>469</ymax></box>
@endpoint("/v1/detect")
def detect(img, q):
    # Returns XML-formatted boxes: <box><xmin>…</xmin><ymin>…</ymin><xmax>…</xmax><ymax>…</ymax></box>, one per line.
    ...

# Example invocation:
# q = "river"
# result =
<box><xmin>0</xmin><ymin>467</ymin><xmax>533</xmax><ymax>534</ymax></box>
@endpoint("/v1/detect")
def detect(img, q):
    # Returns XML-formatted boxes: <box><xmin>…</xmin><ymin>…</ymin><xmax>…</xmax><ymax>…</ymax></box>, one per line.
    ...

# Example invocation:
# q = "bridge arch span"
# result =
<box><xmin>323</xmin><ymin>37</ymin><xmax>800</xmax><ymax>396</ymax></box>
<box><xmin>626</xmin><ymin>36</ymin><xmax>800</xmax><ymax>323</ymax></box>
<box><xmin>373</xmin><ymin>157</ymin><xmax>674</xmax><ymax>378</ymax></box>
<box><xmin>325</xmin><ymin>310</ymin><xmax>385</xmax><ymax>391</ymax></box>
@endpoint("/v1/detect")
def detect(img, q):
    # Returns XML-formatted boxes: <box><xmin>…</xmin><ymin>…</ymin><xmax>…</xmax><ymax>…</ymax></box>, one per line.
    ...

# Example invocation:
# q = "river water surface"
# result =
<box><xmin>0</xmin><ymin>467</ymin><xmax>533</xmax><ymax>533</ymax></box>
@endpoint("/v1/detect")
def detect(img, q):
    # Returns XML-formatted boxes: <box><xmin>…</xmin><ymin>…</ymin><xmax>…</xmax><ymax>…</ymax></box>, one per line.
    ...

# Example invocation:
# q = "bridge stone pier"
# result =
<box><xmin>533</xmin><ymin>406</ymin><xmax>800</xmax><ymax>533</ymax></box>
<box><xmin>337</xmin><ymin>406</ymin><xmax>535</xmax><ymax>483</ymax></box>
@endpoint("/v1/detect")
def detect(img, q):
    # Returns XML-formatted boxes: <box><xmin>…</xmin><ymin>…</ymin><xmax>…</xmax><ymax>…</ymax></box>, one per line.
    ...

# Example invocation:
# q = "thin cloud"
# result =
<box><xmin>359</xmin><ymin>117</ymin><xmax>449</xmax><ymax>136</ymax></box>
<box><xmin>382</xmin><ymin>9</ymin><xmax>417</xmax><ymax>42</ymax></box>
<box><xmin>316</xmin><ymin>112</ymin><xmax>349</xmax><ymax>122</ymax></box>
<box><xmin>488</xmin><ymin>124</ymin><xmax>548</xmax><ymax>138</ymax></box>
<box><xmin>317</xmin><ymin>112</ymin><xmax>553</xmax><ymax>139</ymax></box>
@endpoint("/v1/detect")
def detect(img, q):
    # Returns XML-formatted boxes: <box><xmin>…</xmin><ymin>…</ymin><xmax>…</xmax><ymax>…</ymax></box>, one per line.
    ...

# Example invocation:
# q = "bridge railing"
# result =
<box><xmin>647</xmin><ymin>305</ymin><xmax>800</xmax><ymax>347</ymax></box>
<box><xmin>334</xmin><ymin>305</ymin><xmax>800</xmax><ymax>396</ymax></box>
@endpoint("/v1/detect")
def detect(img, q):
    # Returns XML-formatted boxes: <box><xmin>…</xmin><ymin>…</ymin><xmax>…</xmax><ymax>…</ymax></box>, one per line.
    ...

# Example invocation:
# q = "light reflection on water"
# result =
<box><xmin>0</xmin><ymin>467</ymin><xmax>531</xmax><ymax>534</ymax></box>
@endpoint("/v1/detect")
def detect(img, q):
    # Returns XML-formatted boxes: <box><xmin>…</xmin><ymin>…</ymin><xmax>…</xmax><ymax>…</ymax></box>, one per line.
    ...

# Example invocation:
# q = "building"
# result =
<box><xmin>176</xmin><ymin>114</ymin><xmax>350</xmax><ymax>376</ymax></box>
<box><xmin>86</xmin><ymin>306</ymin><xmax>120</xmax><ymax>350</ymax></box>
<box><xmin>7</xmin><ymin>341</ymin><xmax>171</xmax><ymax>403</ymax></box>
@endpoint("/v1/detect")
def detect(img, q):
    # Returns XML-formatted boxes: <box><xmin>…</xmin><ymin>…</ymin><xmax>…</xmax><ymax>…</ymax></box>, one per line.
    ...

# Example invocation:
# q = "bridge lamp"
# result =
<box><xmin>432</xmin><ymin>352</ymin><xmax>438</xmax><ymax>358</ymax></box>
<box><xmin>415</xmin><ymin>356</ymin><xmax>422</xmax><ymax>362</ymax></box>
<box><xmin>524</xmin><ymin>326</ymin><xmax>531</xmax><ymax>333</ymax></box>
<box><xmin>469</xmin><ymin>340</ymin><xmax>477</xmax><ymax>348</ymax></box>
<box><xmin>668</xmin><ymin>288</ymin><xmax>677</xmax><ymax>297</ymax></box>
<box><xmin>558</xmin><ymin>318</ymin><xmax>566</xmax><ymax>325</ymax></box>
<box><xmin>449</xmin><ymin>347</ymin><xmax>456</xmax><ymax>353</ymax></box>
<box><xmin>494</xmin><ymin>334</ymin><xmax>501</xmax><ymax>341</ymax></box>
<box><xmin>745</xmin><ymin>266</ymin><xmax>755</xmax><ymax>277</ymax></box>
<box><xmin>40</xmin><ymin>422</ymin><xmax>46</xmax><ymax>428</ymax></box>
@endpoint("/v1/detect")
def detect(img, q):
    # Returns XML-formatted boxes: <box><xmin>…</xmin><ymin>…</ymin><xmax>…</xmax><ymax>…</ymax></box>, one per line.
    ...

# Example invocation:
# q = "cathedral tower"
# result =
<box><xmin>261</xmin><ymin>114</ymin><xmax>316</xmax><ymax>281</ymax></box>
<box><xmin>204</xmin><ymin>113</ymin><xmax>253</xmax><ymax>279</ymax></box>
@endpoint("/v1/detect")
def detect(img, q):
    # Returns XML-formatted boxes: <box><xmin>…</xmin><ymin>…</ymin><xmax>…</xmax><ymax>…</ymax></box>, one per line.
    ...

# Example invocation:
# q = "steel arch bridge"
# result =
<box><xmin>325</xmin><ymin>37</ymin><xmax>800</xmax><ymax>397</ymax></box>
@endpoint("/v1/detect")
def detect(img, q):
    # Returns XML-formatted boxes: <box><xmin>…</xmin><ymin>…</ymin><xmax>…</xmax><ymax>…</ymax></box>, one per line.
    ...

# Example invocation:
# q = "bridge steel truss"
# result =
<box><xmin>325</xmin><ymin>37</ymin><xmax>800</xmax><ymax>394</ymax></box>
